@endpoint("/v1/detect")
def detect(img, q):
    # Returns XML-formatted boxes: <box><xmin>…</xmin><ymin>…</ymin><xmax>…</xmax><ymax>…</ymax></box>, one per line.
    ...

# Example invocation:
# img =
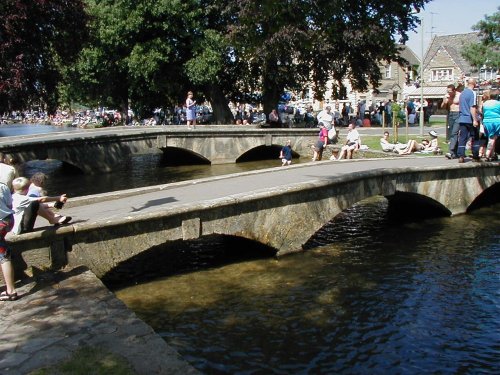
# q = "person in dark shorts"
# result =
<box><xmin>280</xmin><ymin>140</ymin><xmax>293</xmax><ymax>166</ymax></box>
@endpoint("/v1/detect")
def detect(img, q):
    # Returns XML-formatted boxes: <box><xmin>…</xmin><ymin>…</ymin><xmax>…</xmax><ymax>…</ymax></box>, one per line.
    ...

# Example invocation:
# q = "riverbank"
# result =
<box><xmin>0</xmin><ymin>266</ymin><xmax>199</xmax><ymax>375</ymax></box>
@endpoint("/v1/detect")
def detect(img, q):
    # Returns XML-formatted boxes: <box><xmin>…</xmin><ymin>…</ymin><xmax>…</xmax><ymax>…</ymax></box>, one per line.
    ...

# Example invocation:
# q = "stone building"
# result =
<box><xmin>294</xmin><ymin>44</ymin><xmax>420</xmax><ymax>115</ymax></box>
<box><xmin>406</xmin><ymin>32</ymin><xmax>482</xmax><ymax>115</ymax></box>
<box><xmin>371</xmin><ymin>44</ymin><xmax>420</xmax><ymax>103</ymax></box>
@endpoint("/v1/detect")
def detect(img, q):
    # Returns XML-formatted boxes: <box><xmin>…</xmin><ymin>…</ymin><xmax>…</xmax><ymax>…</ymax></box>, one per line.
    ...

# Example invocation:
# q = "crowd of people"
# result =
<box><xmin>442</xmin><ymin>77</ymin><xmax>499</xmax><ymax>162</ymax></box>
<box><xmin>288</xmin><ymin>76</ymin><xmax>500</xmax><ymax>164</ymax></box>
<box><xmin>378</xmin><ymin>77</ymin><xmax>499</xmax><ymax>162</ymax></box>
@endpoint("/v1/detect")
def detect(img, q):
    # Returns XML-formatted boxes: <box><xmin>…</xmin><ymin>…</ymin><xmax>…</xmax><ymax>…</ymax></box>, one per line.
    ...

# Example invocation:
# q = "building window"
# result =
<box><xmin>479</xmin><ymin>67</ymin><xmax>498</xmax><ymax>81</ymax></box>
<box><xmin>385</xmin><ymin>64</ymin><xmax>392</xmax><ymax>79</ymax></box>
<box><xmin>431</xmin><ymin>69</ymin><xmax>453</xmax><ymax>82</ymax></box>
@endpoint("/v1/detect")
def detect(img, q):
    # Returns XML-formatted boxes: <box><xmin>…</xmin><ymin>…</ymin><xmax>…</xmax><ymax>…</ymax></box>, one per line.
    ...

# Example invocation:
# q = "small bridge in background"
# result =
<box><xmin>0</xmin><ymin>126</ymin><xmax>319</xmax><ymax>173</ymax></box>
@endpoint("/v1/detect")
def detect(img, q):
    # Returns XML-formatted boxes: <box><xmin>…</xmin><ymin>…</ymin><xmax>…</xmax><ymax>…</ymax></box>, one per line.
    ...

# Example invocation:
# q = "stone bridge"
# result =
<box><xmin>7</xmin><ymin>159</ymin><xmax>499</xmax><ymax>281</ymax></box>
<box><xmin>0</xmin><ymin>126</ymin><xmax>318</xmax><ymax>173</ymax></box>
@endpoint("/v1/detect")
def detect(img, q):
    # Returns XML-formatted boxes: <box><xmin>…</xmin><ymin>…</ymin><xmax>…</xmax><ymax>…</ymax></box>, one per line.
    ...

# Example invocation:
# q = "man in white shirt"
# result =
<box><xmin>337</xmin><ymin>124</ymin><xmax>361</xmax><ymax>159</ymax></box>
<box><xmin>317</xmin><ymin>105</ymin><xmax>334</xmax><ymax>129</ymax></box>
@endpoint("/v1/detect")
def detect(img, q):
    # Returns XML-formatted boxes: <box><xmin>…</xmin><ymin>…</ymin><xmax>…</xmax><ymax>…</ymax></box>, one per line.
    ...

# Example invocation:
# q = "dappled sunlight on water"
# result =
<box><xmin>115</xmin><ymin>199</ymin><xmax>500</xmax><ymax>374</ymax></box>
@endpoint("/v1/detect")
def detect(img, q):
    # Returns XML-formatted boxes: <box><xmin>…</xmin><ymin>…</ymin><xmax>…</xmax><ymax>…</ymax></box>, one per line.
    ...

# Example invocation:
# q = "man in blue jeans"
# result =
<box><xmin>457</xmin><ymin>78</ymin><xmax>480</xmax><ymax>163</ymax></box>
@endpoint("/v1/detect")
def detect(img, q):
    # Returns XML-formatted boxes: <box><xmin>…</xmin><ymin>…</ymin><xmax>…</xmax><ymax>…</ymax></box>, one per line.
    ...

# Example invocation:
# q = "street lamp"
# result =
<box><xmin>419</xmin><ymin>16</ymin><xmax>424</xmax><ymax>137</ymax></box>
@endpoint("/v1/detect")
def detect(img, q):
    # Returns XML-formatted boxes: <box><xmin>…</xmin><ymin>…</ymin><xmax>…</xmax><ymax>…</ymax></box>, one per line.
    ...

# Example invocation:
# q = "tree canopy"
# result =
<box><xmin>1</xmin><ymin>0</ymin><xmax>432</xmax><ymax>121</ymax></box>
<box><xmin>0</xmin><ymin>0</ymin><xmax>88</xmax><ymax>113</ymax></box>
<box><xmin>62</xmin><ymin>0</ymin><xmax>201</xmax><ymax>118</ymax></box>
<box><xmin>462</xmin><ymin>6</ymin><xmax>500</xmax><ymax>70</ymax></box>
<box><xmin>222</xmin><ymin>0</ymin><xmax>430</xmax><ymax>114</ymax></box>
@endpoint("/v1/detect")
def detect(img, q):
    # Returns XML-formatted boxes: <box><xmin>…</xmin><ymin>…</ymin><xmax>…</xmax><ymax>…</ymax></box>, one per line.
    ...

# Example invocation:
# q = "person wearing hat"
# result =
<box><xmin>311</xmin><ymin>123</ymin><xmax>329</xmax><ymax>161</ymax></box>
<box><xmin>396</xmin><ymin>131</ymin><xmax>440</xmax><ymax>155</ymax></box>
<box><xmin>427</xmin><ymin>130</ymin><xmax>441</xmax><ymax>154</ymax></box>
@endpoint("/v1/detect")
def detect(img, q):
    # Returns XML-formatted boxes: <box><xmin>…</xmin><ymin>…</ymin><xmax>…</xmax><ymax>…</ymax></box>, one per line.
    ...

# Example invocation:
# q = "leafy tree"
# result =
<box><xmin>462</xmin><ymin>6</ymin><xmax>500</xmax><ymax>70</ymax></box>
<box><xmin>65</xmin><ymin>0</ymin><xmax>198</xmax><ymax>120</ymax></box>
<box><xmin>223</xmin><ymin>0</ymin><xmax>431</xmax><ymax>115</ymax></box>
<box><xmin>184</xmin><ymin>2</ymin><xmax>247</xmax><ymax>123</ymax></box>
<box><xmin>0</xmin><ymin>0</ymin><xmax>88</xmax><ymax>114</ymax></box>
<box><xmin>65</xmin><ymin>0</ymin><xmax>431</xmax><ymax>123</ymax></box>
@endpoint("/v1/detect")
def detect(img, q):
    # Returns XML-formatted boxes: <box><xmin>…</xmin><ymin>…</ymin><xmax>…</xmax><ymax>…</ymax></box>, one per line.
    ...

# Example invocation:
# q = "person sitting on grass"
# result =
<box><xmin>396</xmin><ymin>130</ymin><xmax>440</xmax><ymax>155</ymax></box>
<box><xmin>11</xmin><ymin>177</ymin><xmax>71</xmax><ymax>235</ymax></box>
<box><xmin>380</xmin><ymin>131</ymin><xmax>407</xmax><ymax>153</ymax></box>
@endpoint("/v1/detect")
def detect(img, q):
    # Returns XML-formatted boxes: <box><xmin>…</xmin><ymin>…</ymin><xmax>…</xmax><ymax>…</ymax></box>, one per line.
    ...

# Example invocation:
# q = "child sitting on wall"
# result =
<box><xmin>11</xmin><ymin>177</ymin><xmax>71</xmax><ymax>234</ymax></box>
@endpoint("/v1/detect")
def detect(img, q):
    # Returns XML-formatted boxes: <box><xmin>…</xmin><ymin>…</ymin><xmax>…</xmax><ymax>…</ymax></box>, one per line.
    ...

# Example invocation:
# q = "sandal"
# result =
<box><xmin>54</xmin><ymin>216</ymin><xmax>72</xmax><ymax>226</ymax></box>
<box><xmin>0</xmin><ymin>291</ymin><xmax>18</xmax><ymax>301</ymax></box>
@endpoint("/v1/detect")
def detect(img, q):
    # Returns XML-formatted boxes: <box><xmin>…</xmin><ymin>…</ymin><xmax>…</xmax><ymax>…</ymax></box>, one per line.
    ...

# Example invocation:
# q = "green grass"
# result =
<box><xmin>355</xmin><ymin>135</ymin><xmax>448</xmax><ymax>157</ymax></box>
<box><xmin>429</xmin><ymin>119</ymin><xmax>447</xmax><ymax>125</ymax></box>
<box><xmin>28</xmin><ymin>347</ymin><xmax>135</xmax><ymax>375</ymax></box>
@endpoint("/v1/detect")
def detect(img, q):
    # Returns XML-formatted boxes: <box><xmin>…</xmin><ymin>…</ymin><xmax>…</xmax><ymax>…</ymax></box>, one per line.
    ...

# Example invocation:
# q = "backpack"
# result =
<box><xmin>328</xmin><ymin>128</ymin><xmax>338</xmax><ymax>144</ymax></box>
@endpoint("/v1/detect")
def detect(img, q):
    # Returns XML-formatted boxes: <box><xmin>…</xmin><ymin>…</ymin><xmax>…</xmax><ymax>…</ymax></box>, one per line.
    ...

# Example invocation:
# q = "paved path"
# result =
<box><xmin>0</xmin><ymin>123</ymin><xmax>446</xmax><ymax>145</ymax></box>
<box><xmin>51</xmin><ymin>154</ymin><xmax>467</xmax><ymax>229</ymax></box>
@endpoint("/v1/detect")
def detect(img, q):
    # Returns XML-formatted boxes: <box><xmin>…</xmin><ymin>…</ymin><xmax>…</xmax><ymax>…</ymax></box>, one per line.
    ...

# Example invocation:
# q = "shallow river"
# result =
<box><xmin>115</xmin><ymin>197</ymin><xmax>499</xmax><ymax>374</ymax></box>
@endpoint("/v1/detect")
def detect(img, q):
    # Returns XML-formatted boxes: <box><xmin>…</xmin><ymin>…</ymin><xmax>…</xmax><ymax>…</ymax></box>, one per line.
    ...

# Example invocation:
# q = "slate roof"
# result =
<box><xmin>397</xmin><ymin>44</ymin><xmax>420</xmax><ymax>66</ymax></box>
<box><xmin>423</xmin><ymin>33</ymin><xmax>480</xmax><ymax>74</ymax></box>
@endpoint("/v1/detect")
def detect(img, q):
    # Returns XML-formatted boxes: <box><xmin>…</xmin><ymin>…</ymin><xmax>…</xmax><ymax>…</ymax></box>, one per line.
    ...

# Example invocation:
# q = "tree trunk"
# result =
<box><xmin>262</xmin><ymin>60</ymin><xmax>283</xmax><ymax>116</ymax></box>
<box><xmin>205</xmin><ymin>84</ymin><xmax>233</xmax><ymax>124</ymax></box>
<box><xmin>119</xmin><ymin>99</ymin><xmax>128</xmax><ymax>125</ymax></box>
<box><xmin>262</xmin><ymin>83</ymin><xmax>281</xmax><ymax>118</ymax></box>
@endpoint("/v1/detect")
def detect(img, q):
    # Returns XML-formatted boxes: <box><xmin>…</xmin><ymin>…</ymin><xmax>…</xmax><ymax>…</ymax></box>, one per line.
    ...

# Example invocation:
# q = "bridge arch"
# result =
<box><xmin>467</xmin><ymin>181</ymin><xmax>500</xmax><ymax>212</ymax></box>
<box><xmin>100</xmin><ymin>234</ymin><xmax>277</xmax><ymax>288</ymax></box>
<box><xmin>23</xmin><ymin>158</ymin><xmax>85</xmax><ymax>175</ymax></box>
<box><xmin>161</xmin><ymin>147</ymin><xmax>211</xmax><ymax>165</ymax></box>
<box><xmin>386</xmin><ymin>192</ymin><xmax>452</xmax><ymax>219</ymax></box>
<box><xmin>236</xmin><ymin>144</ymin><xmax>301</xmax><ymax>163</ymax></box>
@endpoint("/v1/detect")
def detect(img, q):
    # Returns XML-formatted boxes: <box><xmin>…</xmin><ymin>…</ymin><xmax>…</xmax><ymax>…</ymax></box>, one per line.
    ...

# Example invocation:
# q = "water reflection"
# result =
<box><xmin>115</xmin><ymin>198</ymin><xmax>500</xmax><ymax>374</ymax></box>
<box><xmin>23</xmin><ymin>154</ymin><xmax>308</xmax><ymax>198</ymax></box>
<box><xmin>0</xmin><ymin>123</ymin><xmax>77</xmax><ymax>137</ymax></box>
